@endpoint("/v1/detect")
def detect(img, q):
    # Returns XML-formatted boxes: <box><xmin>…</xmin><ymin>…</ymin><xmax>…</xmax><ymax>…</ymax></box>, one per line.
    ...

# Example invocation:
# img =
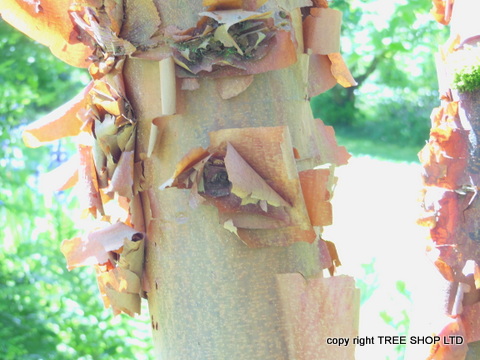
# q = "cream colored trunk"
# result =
<box><xmin>124</xmin><ymin>2</ymin><xmax>340</xmax><ymax>359</ymax></box>
<box><xmin>125</xmin><ymin>57</ymin><xmax>326</xmax><ymax>360</ymax></box>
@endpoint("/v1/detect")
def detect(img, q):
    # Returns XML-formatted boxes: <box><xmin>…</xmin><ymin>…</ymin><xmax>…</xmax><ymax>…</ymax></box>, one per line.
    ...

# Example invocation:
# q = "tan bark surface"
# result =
<box><xmin>123</xmin><ymin>2</ymin><xmax>358</xmax><ymax>358</ymax></box>
<box><xmin>125</xmin><ymin>56</ymin><xmax>344</xmax><ymax>360</ymax></box>
<box><xmin>0</xmin><ymin>0</ymin><xmax>359</xmax><ymax>358</ymax></box>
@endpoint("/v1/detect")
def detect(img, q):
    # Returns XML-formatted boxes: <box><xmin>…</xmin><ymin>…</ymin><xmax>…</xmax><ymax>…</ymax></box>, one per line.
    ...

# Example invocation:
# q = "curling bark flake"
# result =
<box><xmin>416</xmin><ymin>0</ymin><xmax>480</xmax><ymax>359</ymax></box>
<box><xmin>0</xmin><ymin>0</ymin><xmax>359</xmax><ymax>358</ymax></box>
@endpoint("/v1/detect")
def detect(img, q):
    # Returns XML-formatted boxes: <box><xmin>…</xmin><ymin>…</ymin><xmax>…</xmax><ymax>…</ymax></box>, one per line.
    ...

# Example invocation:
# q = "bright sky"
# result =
<box><xmin>323</xmin><ymin>156</ymin><xmax>444</xmax><ymax>360</ymax></box>
<box><xmin>360</xmin><ymin>0</ymin><xmax>399</xmax><ymax>30</ymax></box>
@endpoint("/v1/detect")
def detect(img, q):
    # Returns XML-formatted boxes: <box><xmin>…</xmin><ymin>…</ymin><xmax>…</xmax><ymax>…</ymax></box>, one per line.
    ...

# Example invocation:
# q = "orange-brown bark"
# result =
<box><xmin>416</xmin><ymin>1</ymin><xmax>480</xmax><ymax>359</ymax></box>
<box><xmin>1</xmin><ymin>0</ymin><xmax>359</xmax><ymax>358</ymax></box>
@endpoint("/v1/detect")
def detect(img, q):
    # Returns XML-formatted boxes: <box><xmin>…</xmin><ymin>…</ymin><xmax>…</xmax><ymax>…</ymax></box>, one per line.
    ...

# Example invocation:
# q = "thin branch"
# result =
<box><xmin>354</xmin><ymin>49</ymin><xmax>389</xmax><ymax>87</ymax></box>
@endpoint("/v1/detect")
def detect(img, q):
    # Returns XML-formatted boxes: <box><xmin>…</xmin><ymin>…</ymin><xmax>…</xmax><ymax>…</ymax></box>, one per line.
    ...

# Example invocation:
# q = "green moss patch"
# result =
<box><xmin>451</xmin><ymin>44</ymin><xmax>480</xmax><ymax>93</ymax></box>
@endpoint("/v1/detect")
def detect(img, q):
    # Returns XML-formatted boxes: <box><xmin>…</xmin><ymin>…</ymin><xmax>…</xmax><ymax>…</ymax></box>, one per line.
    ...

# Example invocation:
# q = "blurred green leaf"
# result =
<box><xmin>396</xmin><ymin>280</ymin><xmax>411</xmax><ymax>298</ymax></box>
<box><xmin>312</xmin><ymin>0</ymin><xmax>448</xmax><ymax>150</ymax></box>
<box><xmin>0</xmin><ymin>18</ymin><xmax>153</xmax><ymax>360</ymax></box>
<box><xmin>380</xmin><ymin>311</ymin><xmax>394</xmax><ymax>325</ymax></box>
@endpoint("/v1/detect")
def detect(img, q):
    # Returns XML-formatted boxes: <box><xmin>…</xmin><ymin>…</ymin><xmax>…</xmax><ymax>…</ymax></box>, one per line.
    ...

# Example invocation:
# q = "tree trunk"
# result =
<box><xmin>0</xmin><ymin>1</ymin><xmax>359</xmax><ymax>359</ymax></box>
<box><xmin>414</xmin><ymin>0</ymin><xmax>480</xmax><ymax>359</ymax></box>
<box><xmin>123</xmin><ymin>2</ymin><xmax>358</xmax><ymax>359</ymax></box>
<box><xmin>125</xmin><ymin>57</ymin><xmax>313</xmax><ymax>360</ymax></box>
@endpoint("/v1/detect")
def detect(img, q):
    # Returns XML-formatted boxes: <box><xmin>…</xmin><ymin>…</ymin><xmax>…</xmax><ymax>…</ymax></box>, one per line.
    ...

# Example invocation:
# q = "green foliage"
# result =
<box><xmin>310</xmin><ymin>85</ymin><xmax>355</xmax><ymax>126</ymax></box>
<box><xmin>311</xmin><ymin>0</ymin><xmax>448</xmax><ymax>150</ymax></box>
<box><xmin>378</xmin><ymin>281</ymin><xmax>411</xmax><ymax>360</ymax></box>
<box><xmin>334</xmin><ymin>132</ymin><xmax>420</xmax><ymax>162</ymax></box>
<box><xmin>451</xmin><ymin>45</ymin><xmax>480</xmax><ymax>93</ymax></box>
<box><xmin>355</xmin><ymin>258</ymin><xmax>379</xmax><ymax>304</ymax></box>
<box><xmin>0</xmin><ymin>20</ymin><xmax>88</xmax><ymax>134</ymax></box>
<box><xmin>1</xmin><ymin>147</ymin><xmax>153</xmax><ymax>359</ymax></box>
<box><xmin>0</xmin><ymin>19</ymin><xmax>153</xmax><ymax>359</ymax></box>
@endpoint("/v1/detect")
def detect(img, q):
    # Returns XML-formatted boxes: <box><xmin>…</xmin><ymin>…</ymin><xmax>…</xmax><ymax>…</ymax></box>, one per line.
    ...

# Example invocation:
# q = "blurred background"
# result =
<box><xmin>0</xmin><ymin>0</ymin><xmax>448</xmax><ymax>359</ymax></box>
<box><xmin>0</xmin><ymin>12</ymin><xmax>154</xmax><ymax>360</ymax></box>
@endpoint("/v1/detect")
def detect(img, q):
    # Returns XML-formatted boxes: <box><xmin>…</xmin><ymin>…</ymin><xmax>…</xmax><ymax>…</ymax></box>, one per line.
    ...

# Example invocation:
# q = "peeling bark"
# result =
<box><xmin>0</xmin><ymin>0</ymin><xmax>359</xmax><ymax>358</ymax></box>
<box><xmin>415</xmin><ymin>1</ymin><xmax>480</xmax><ymax>359</ymax></box>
